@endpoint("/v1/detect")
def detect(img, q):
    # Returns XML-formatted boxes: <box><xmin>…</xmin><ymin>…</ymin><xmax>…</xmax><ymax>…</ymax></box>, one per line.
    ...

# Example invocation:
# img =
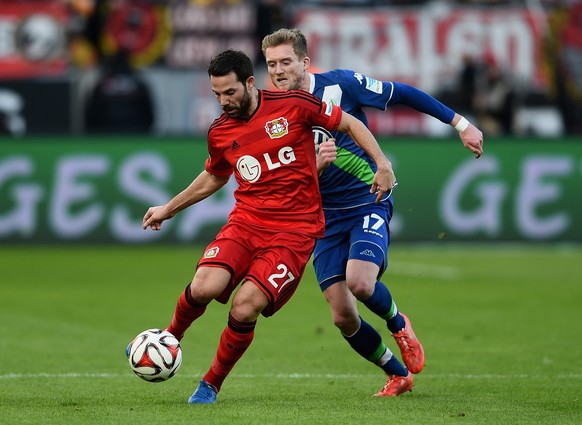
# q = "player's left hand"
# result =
<box><xmin>460</xmin><ymin>123</ymin><xmax>484</xmax><ymax>159</ymax></box>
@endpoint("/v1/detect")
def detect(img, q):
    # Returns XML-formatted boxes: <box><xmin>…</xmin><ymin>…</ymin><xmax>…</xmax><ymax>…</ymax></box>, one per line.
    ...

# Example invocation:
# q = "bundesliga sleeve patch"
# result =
<box><xmin>324</xmin><ymin>101</ymin><xmax>334</xmax><ymax>116</ymax></box>
<box><xmin>365</xmin><ymin>77</ymin><xmax>383</xmax><ymax>94</ymax></box>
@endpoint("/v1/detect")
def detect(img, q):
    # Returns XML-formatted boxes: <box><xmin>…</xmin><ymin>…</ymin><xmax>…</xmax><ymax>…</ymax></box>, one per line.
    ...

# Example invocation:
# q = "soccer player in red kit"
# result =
<box><xmin>136</xmin><ymin>49</ymin><xmax>396</xmax><ymax>404</ymax></box>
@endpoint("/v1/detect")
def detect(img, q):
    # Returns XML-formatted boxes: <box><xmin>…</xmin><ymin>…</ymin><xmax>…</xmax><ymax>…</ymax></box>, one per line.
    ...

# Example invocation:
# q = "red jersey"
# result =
<box><xmin>205</xmin><ymin>89</ymin><xmax>342</xmax><ymax>237</ymax></box>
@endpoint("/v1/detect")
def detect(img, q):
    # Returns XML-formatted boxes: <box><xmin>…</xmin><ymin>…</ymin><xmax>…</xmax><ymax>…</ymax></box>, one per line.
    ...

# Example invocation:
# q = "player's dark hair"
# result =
<box><xmin>261</xmin><ymin>28</ymin><xmax>308</xmax><ymax>59</ymax></box>
<box><xmin>207</xmin><ymin>49</ymin><xmax>254</xmax><ymax>84</ymax></box>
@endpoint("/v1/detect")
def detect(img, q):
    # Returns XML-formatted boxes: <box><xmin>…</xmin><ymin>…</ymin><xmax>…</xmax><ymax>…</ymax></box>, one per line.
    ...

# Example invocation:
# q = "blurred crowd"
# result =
<box><xmin>1</xmin><ymin>0</ymin><xmax>581</xmax><ymax>137</ymax></box>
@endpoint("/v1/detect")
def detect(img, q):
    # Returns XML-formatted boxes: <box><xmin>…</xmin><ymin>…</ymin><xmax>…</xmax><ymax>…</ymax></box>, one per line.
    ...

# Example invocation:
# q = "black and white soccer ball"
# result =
<box><xmin>127</xmin><ymin>329</ymin><xmax>182</xmax><ymax>382</ymax></box>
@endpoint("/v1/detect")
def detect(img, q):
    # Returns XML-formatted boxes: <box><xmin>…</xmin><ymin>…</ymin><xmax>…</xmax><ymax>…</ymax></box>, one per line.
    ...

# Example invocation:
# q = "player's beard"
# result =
<box><xmin>287</xmin><ymin>70</ymin><xmax>304</xmax><ymax>91</ymax></box>
<box><xmin>274</xmin><ymin>71</ymin><xmax>304</xmax><ymax>91</ymax></box>
<box><xmin>271</xmin><ymin>66</ymin><xmax>305</xmax><ymax>91</ymax></box>
<box><xmin>224</xmin><ymin>87</ymin><xmax>252</xmax><ymax>119</ymax></box>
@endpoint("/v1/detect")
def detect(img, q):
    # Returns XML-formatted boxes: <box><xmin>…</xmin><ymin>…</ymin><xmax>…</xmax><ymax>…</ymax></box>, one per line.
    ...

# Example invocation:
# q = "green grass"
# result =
<box><xmin>1</xmin><ymin>245</ymin><xmax>581</xmax><ymax>424</ymax></box>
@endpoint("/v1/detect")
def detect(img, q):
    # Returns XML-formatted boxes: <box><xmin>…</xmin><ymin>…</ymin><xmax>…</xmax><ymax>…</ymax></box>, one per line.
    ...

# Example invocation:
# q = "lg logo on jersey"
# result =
<box><xmin>236</xmin><ymin>147</ymin><xmax>297</xmax><ymax>182</ymax></box>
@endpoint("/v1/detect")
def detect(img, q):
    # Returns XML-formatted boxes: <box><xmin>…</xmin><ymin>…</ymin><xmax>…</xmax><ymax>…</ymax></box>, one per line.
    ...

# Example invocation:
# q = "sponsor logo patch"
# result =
<box><xmin>236</xmin><ymin>155</ymin><xmax>261</xmax><ymax>182</ymax></box>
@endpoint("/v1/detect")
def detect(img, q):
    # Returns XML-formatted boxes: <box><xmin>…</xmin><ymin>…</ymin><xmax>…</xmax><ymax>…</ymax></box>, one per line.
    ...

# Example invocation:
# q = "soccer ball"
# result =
<box><xmin>127</xmin><ymin>329</ymin><xmax>182</xmax><ymax>382</ymax></box>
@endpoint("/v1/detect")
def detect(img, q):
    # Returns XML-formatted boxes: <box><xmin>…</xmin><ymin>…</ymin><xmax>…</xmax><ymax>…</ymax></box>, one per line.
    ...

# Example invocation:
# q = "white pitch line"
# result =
<box><xmin>1</xmin><ymin>372</ymin><xmax>581</xmax><ymax>380</ymax></box>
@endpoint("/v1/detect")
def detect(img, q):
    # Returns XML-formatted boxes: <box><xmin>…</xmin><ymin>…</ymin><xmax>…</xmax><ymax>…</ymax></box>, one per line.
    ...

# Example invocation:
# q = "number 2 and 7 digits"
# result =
<box><xmin>268</xmin><ymin>214</ymin><xmax>384</xmax><ymax>292</ymax></box>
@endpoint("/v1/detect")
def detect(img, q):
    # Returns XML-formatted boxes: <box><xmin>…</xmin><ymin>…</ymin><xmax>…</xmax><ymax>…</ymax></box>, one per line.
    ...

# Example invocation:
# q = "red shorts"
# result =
<box><xmin>197</xmin><ymin>220</ymin><xmax>316</xmax><ymax>317</ymax></box>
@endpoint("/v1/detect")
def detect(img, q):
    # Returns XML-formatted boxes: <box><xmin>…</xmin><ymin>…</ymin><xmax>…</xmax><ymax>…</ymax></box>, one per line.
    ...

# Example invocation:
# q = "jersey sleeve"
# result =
<box><xmin>204</xmin><ymin>131</ymin><xmax>233</xmax><ymax>177</ymax></box>
<box><xmin>299</xmin><ymin>92</ymin><xmax>342</xmax><ymax>132</ymax></box>
<box><xmin>388</xmin><ymin>82</ymin><xmax>455</xmax><ymax>123</ymax></box>
<box><xmin>333</xmin><ymin>70</ymin><xmax>455</xmax><ymax>123</ymax></box>
<box><xmin>318</xmin><ymin>101</ymin><xmax>342</xmax><ymax>131</ymax></box>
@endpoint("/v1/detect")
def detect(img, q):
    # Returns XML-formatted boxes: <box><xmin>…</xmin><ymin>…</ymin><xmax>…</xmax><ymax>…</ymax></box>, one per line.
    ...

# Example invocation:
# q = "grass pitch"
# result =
<box><xmin>1</xmin><ymin>245</ymin><xmax>581</xmax><ymax>425</ymax></box>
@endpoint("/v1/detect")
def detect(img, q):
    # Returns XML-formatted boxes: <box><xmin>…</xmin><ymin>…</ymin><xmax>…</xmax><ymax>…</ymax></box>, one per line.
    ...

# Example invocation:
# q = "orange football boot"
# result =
<box><xmin>392</xmin><ymin>313</ymin><xmax>425</xmax><ymax>374</ymax></box>
<box><xmin>373</xmin><ymin>371</ymin><xmax>414</xmax><ymax>397</ymax></box>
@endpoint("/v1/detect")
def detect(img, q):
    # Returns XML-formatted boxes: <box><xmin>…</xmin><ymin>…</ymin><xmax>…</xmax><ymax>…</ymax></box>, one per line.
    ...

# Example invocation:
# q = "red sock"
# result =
<box><xmin>203</xmin><ymin>314</ymin><xmax>256</xmax><ymax>392</ymax></box>
<box><xmin>166</xmin><ymin>284</ymin><xmax>207</xmax><ymax>341</ymax></box>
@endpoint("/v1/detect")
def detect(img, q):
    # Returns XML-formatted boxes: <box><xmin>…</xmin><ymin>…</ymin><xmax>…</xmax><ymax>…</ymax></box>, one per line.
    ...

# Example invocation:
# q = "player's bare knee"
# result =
<box><xmin>188</xmin><ymin>281</ymin><xmax>215</xmax><ymax>304</ymax></box>
<box><xmin>347</xmin><ymin>279</ymin><xmax>374</xmax><ymax>300</ymax></box>
<box><xmin>230</xmin><ymin>300</ymin><xmax>263</xmax><ymax>322</ymax></box>
<box><xmin>230</xmin><ymin>281</ymin><xmax>268</xmax><ymax>321</ymax></box>
<box><xmin>189</xmin><ymin>269</ymin><xmax>228</xmax><ymax>303</ymax></box>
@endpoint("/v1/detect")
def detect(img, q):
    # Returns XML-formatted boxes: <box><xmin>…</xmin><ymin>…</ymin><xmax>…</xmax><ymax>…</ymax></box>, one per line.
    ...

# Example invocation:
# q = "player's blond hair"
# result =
<box><xmin>261</xmin><ymin>28</ymin><xmax>308</xmax><ymax>59</ymax></box>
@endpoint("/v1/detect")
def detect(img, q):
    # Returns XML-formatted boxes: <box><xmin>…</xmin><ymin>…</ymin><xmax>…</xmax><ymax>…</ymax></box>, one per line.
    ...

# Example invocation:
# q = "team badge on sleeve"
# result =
<box><xmin>265</xmin><ymin>117</ymin><xmax>289</xmax><ymax>139</ymax></box>
<box><xmin>204</xmin><ymin>246</ymin><xmax>220</xmax><ymax>258</ymax></box>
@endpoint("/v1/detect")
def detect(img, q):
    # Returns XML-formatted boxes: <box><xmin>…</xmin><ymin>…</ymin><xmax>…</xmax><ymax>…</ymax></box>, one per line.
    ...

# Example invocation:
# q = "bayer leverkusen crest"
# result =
<box><xmin>204</xmin><ymin>246</ymin><xmax>219</xmax><ymax>259</ymax></box>
<box><xmin>264</xmin><ymin>117</ymin><xmax>289</xmax><ymax>139</ymax></box>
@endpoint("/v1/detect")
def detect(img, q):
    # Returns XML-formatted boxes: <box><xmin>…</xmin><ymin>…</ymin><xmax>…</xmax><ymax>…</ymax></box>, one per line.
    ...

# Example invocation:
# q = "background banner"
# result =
<box><xmin>0</xmin><ymin>1</ymin><xmax>68</xmax><ymax>78</ymax></box>
<box><xmin>1</xmin><ymin>137</ymin><xmax>580</xmax><ymax>244</ymax></box>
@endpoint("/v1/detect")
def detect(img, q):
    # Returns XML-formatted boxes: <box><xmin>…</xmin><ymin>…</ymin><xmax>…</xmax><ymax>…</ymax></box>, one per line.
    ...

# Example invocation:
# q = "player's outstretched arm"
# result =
<box><xmin>337</xmin><ymin>112</ymin><xmax>396</xmax><ymax>203</ymax></box>
<box><xmin>143</xmin><ymin>171</ymin><xmax>230</xmax><ymax>231</ymax></box>
<box><xmin>451</xmin><ymin>113</ymin><xmax>484</xmax><ymax>159</ymax></box>
<box><xmin>389</xmin><ymin>82</ymin><xmax>484</xmax><ymax>158</ymax></box>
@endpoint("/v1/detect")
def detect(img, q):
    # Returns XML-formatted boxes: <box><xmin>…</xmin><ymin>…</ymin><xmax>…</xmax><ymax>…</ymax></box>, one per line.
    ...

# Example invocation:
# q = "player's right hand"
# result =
<box><xmin>317</xmin><ymin>139</ymin><xmax>337</xmax><ymax>174</ymax></box>
<box><xmin>143</xmin><ymin>206</ymin><xmax>168</xmax><ymax>231</ymax></box>
<box><xmin>460</xmin><ymin>123</ymin><xmax>484</xmax><ymax>159</ymax></box>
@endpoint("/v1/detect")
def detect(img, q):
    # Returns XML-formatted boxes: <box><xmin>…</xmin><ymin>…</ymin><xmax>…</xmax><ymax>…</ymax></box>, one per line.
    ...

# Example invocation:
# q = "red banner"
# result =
<box><xmin>295</xmin><ymin>7</ymin><xmax>547</xmax><ymax>93</ymax></box>
<box><xmin>0</xmin><ymin>2</ymin><xmax>68</xmax><ymax>78</ymax></box>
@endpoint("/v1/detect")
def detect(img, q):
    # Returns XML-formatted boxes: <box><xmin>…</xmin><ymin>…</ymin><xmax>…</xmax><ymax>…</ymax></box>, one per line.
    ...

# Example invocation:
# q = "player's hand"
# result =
<box><xmin>317</xmin><ymin>139</ymin><xmax>337</xmax><ymax>174</ymax></box>
<box><xmin>370</xmin><ymin>160</ymin><xmax>396</xmax><ymax>203</ymax></box>
<box><xmin>459</xmin><ymin>123</ymin><xmax>484</xmax><ymax>159</ymax></box>
<box><xmin>143</xmin><ymin>206</ymin><xmax>171</xmax><ymax>231</ymax></box>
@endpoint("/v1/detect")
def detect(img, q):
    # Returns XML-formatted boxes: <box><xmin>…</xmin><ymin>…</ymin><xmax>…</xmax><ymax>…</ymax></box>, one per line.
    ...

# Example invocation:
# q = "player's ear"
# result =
<box><xmin>303</xmin><ymin>56</ymin><xmax>311</xmax><ymax>70</ymax></box>
<box><xmin>245</xmin><ymin>76</ymin><xmax>255</xmax><ymax>90</ymax></box>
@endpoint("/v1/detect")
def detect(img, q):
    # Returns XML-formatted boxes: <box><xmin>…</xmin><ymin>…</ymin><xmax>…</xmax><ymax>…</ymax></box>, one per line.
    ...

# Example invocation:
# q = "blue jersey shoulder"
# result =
<box><xmin>314</xmin><ymin>69</ymin><xmax>394</xmax><ymax>114</ymax></box>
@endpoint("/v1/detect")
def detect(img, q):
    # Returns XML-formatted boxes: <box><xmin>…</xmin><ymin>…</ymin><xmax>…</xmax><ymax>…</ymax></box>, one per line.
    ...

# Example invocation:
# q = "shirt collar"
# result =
<box><xmin>308</xmin><ymin>72</ymin><xmax>315</xmax><ymax>94</ymax></box>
